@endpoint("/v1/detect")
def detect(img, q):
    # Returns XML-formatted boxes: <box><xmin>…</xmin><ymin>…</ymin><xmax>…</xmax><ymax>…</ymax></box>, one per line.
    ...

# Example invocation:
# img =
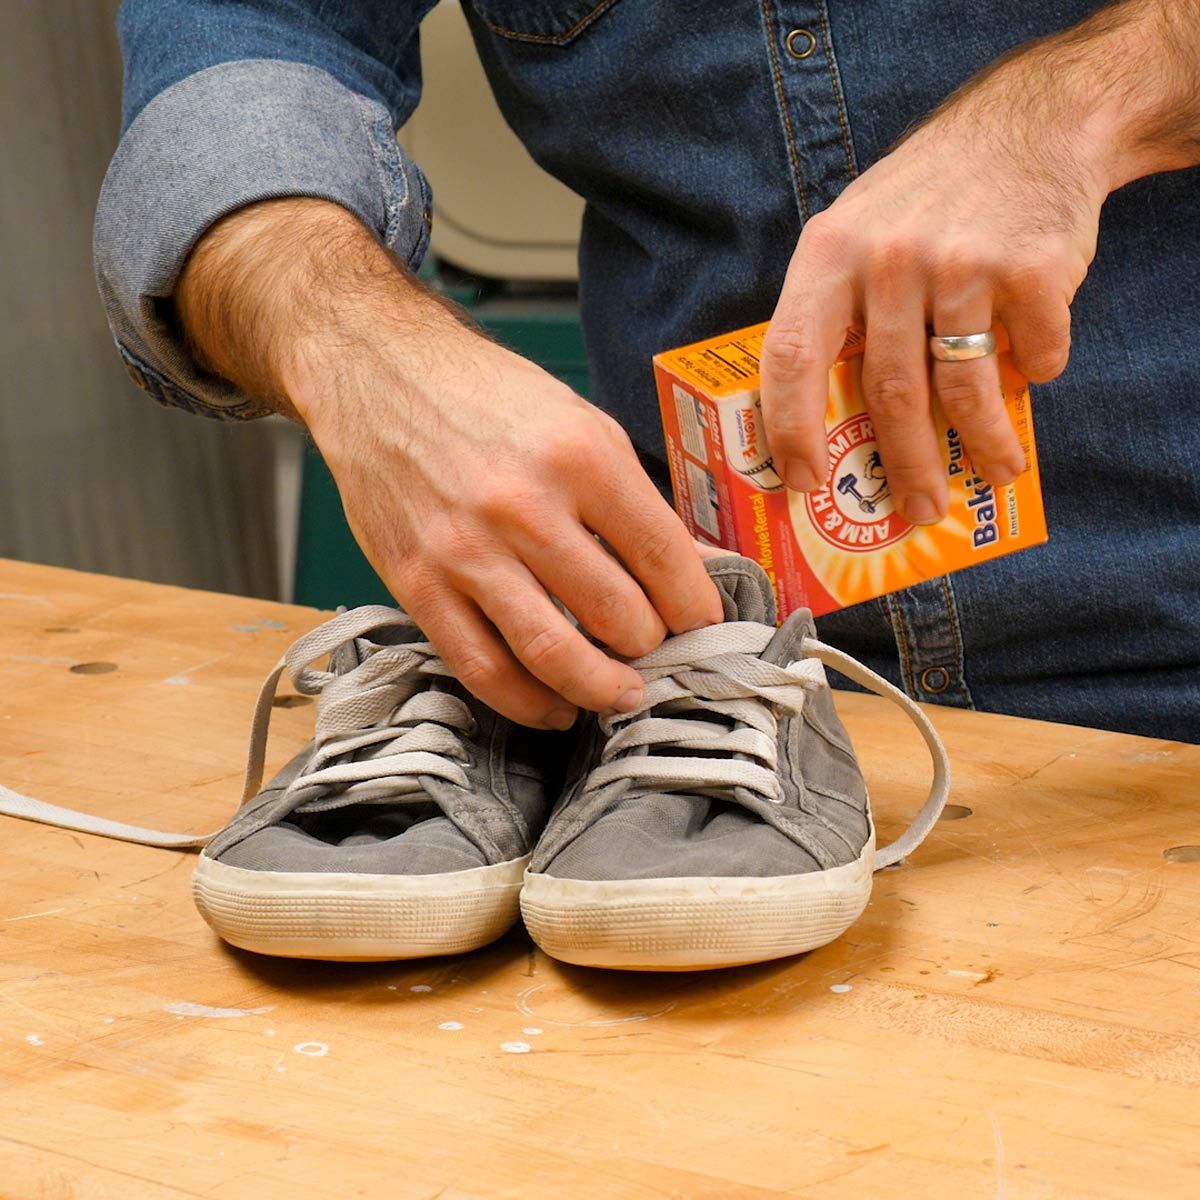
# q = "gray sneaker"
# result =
<box><xmin>520</xmin><ymin>555</ymin><xmax>950</xmax><ymax>971</ymax></box>
<box><xmin>188</xmin><ymin>605</ymin><xmax>560</xmax><ymax>961</ymax></box>
<box><xmin>0</xmin><ymin>603</ymin><xmax>562</xmax><ymax>961</ymax></box>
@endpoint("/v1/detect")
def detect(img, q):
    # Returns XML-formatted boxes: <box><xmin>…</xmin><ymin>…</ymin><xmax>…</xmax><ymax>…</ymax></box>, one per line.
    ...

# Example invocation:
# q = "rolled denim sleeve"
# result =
<box><xmin>95</xmin><ymin>1</ymin><xmax>436</xmax><ymax>419</ymax></box>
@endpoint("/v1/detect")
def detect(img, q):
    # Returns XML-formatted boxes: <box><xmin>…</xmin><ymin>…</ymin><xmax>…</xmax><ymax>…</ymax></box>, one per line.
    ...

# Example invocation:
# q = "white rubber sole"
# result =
<box><xmin>520</xmin><ymin>836</ymin><xmax>875</xmax><ymax>971</ymax></box>
<box><xmin>191</xmin><ymin>854</ymin><xmax>528</xmax><ymax>961</ymax></box>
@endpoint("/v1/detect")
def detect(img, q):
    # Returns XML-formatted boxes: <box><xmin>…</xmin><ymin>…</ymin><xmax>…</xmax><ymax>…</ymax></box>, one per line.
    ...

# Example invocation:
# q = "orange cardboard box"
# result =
<box><xmin>654</xmin><ymin>323</ymin><xmax>1047</xmax><ymax>619</ymax></box>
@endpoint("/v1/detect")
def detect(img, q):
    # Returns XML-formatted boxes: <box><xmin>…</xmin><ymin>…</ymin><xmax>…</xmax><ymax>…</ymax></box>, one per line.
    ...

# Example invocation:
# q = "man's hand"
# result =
<box><xmin>762</xmin><ymin>0</ymin><xmax>1200</xmax><ymax>526</ymax></box>
<box><xmin>175</xmin><ymin>198</ymin><xmax>723</xmax><ymax>729</ymax></box>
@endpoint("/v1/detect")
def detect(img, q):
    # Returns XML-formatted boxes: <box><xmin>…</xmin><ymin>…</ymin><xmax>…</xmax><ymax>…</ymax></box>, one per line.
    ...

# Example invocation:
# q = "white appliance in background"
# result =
<box><xmin>400</xmin><ymin>0</ymin><xmax>584</xmax><ymax>281</ymax></box>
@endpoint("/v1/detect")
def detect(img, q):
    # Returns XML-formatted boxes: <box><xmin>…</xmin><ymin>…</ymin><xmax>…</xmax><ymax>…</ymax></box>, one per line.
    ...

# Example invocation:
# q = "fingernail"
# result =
<box><xmin>902</xmin><ymin>494</ymin><xmax>944</xmax><ymax>525</ymax></box>
<box><xmin>613</xmin><ymin>687</ymin><xmax>643</xmax><ymax>714</ymax></box>
<box><xmin>544</xmin><ymin>707</ymin><xmax>577</xmax><ymax>731</ymax></box>
<box><xmin>782</xmin><ymin>461</ymin><xmax>821</xmax><ymax>492</ymax></box>
<box><xmin>980</xmin><ymin>461</ymin><xmax>1021</xmax><ymax>486</ymax></box>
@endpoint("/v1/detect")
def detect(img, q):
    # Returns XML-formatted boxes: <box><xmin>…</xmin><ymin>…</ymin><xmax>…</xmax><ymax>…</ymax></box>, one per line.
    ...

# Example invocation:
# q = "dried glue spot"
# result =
<box><xmin>1163</xmin><ymin>846</ymin><xmax>1200</xmax><ymax>863</ymax></box>
<box><xmin>938</xmin><ymin>805</ymin><xmax>973</xmax><ymax>821</ymax></box>
<box><xmin>410</xmin><ymin>984</ymin><xmax>432</xmax><ymax>993</ymax></box>
<box><xmin>830</xmin><ymin>984</ymin><xmax>853</xmax><ymax>994</ymax></box>
<box><xmin>501</xmin><ymin>1041</ymin><xmax>531</xmax><ymax>1054</ymax></box>
<box><xmin>70</xmin><ymin>661</ymin><xmax>118</xmax><ymax>675</ymax></box>
<box><xmin>438</xmin><ymin>1022</ymin><xmax>464</xmax><ymax>1032</ymax></box>
<box><xmin>272</xmin><ymin>694</ymin><xmax>312</xmax><ymax>708</ymax></box>
<box><xmin>293</xmin><ymin>1042</ymin><xmax>328</xmax><ymax>1057</ymax></box>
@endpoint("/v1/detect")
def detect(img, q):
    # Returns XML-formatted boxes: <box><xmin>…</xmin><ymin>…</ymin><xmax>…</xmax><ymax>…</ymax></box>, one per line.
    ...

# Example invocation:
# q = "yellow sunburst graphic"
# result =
<box><xmin>786</xmin><ymin>350</ymin><xmax>1044</xmax><ymax>608</ymax></box>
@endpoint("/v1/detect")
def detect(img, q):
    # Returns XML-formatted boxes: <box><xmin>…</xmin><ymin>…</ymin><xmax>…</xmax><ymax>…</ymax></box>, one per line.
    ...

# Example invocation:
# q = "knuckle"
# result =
<box><xmin>762</xmin><ymin>411</ymin><xmax>810</xmax><ymax>456</ymax></box>
<box><xmin>627</xmin><ymin>526</ymin><xmax>679</xmax><ymax>574</ymax></box>
<box><xmin>540</xmin><ymin>418</ymin><xmax>597</xmax><ymax>469</ymax></box>
<box><xmin>597</xmin><ymin>412</ymin><xmax>635</xmax><ymax>454</ymax></box>
<box><xmin>582</xmin><ymin>586</ymin><xmax>635</xmax><ymax>636</ymax></box>
<box><xmin>934</xmin><ymin>374</ymin><xmax>993</xmax><ymax>418</ymax></box>
<box><xmin>1016</xmin><ymin>336</ymin><xmax>1071</xmax><ymax>381</ymax></box>
<box><xmin>542</xmin><ymin>422</ymin><xmax>588</xmax><ymax>468</ymax></box>
<box><xmin>475</xmin><ymin>477</ymin><xmax>542</xmax><ymax>528</ymax></box>
<box><xmin>393</xmin><ymin>565</ymin><xmax>446</xmax><ymax>618</ymax></box>
<box><xmin>877</xmin><ymin>455</ymin><xmax>934</xmax><ymax>490</ymax></box>
<box><xmin>1003</xmin><ymin>260</ymin><xmax>1057</xmax><ymax>300</ymax></box>
<box><xmin>450</xmin><ymin>651</ymin><xmax>506</xmax><ymax>698</ymax></box>
<box><xmin>931</xmin><ymin>245</ymin><xmax>973</xmax><ymax>289</ymax></box>
<box><xmin>931</xmin><ymin>244</ymin><xmax>995</xmax><ymax>293</ymax></box>
<box><xmin>761</xmin><ymin>319</ymin><xmax>822</xmax><ymax>380</ymax></box>
<box><xmin>512</xmin><ymin>622</ymin><xmax>573</xmax><ymax>676</ymax></box>
<box><xmin>797</xmin><ymin>210</ymin><xmax>844</xmax><ymax>259</ymax></box>
<box><xmin>865</xmin><ymin>236</ymin><xmax>914</xmax><ymax>281</ymax></box>
<box><xmin>439</xmin><ymin>524</ymin><xmax>490</xmax><ymax>568</ymax></box>
<box><xmin>866</xmin><ymin>373</ymin><xmax>921</xmax><ymax>424</ymax></box>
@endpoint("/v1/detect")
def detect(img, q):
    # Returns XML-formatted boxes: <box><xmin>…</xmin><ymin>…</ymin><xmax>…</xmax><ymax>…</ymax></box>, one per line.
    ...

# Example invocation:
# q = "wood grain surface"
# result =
<box><xmin>1</xmin><ymin>558</ymin><xmax>1197</xmax><ymax>1199</ymax></box>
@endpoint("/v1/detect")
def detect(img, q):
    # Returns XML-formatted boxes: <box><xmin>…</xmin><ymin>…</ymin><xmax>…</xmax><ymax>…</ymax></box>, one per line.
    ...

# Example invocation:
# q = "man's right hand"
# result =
<box><xmin>175</xmin><ymin>198</ymin><xmax>723</xmax><ymax>730</ymax></box>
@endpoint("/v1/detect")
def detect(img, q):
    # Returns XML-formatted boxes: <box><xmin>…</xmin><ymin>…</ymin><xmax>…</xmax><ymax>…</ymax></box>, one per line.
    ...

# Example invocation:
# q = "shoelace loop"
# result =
<box><xmin>587</xmin><ymin>622</ymin><xmax>827</xmax><ymax>804</ymax></box>
<box><xmin>241</xmin><ymin>606</ymin><xmax>475</xmax><ymax>813</ymax></box>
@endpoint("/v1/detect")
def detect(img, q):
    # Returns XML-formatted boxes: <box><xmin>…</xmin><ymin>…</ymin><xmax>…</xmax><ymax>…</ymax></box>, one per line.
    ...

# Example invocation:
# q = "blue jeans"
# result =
<box><xmin>98</xmin><ymin>1</ymin><xmax>1200</xmax><ymax>741</ymax></box>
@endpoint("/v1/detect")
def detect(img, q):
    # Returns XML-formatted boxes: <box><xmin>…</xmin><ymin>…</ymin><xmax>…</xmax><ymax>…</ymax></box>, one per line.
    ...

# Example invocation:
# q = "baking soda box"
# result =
<box><xmin>654</xmin><ymin>323</ymin><xmax>1047</xmax><ymax>619</ymax></box>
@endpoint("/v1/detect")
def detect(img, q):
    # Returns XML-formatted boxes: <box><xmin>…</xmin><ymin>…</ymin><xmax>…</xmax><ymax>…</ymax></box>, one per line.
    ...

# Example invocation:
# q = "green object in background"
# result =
<box><xmin>292</xmin><ymin>267</ymin><xmax>590</xmax><ymax>610</ymax></box>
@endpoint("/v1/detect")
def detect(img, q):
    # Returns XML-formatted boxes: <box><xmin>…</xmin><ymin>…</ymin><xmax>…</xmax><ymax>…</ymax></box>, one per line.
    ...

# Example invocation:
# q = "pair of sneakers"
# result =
<box><xmin>0</xmin><ymin>555</ymin><xmax>948</xmax><ymax>971</ymax></box>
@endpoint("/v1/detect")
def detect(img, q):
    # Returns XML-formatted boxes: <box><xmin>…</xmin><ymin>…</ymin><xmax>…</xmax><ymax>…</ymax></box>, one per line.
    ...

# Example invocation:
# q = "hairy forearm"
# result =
<box><xmin>1054</xmin><ymin>0</ymin><xmax>1200</xmax><ymax>184</ymax></box>
<box><xmin>173</xmin><ymin>197</ymin><xmax>464</xmax><ymax>427</ymax></box>
<box><xmin>926</xmin><ymin>0</ymin><xmax>1200</xmax><ymax>193</ymax></box>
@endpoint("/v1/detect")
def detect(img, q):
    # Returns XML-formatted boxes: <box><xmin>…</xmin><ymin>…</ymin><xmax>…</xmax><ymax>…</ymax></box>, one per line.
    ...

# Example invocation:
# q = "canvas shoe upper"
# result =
<box><xmin>519</xmin><ymin>555</ymin><xmax>950</xmax><ymax>971</ymax></box>
<box><xmin>191</xmin><ymin>604</ymin><xmax>568</xmax><ymax>960</ymax></box>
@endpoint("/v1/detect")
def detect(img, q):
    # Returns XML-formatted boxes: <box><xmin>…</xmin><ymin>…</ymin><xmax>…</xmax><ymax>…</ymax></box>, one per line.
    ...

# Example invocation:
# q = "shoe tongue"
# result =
<box><xmin>704</xmin><ymin>554</ymin><xmax>777</xmax><ymax>625</ymax></box>
<box><xmin>328</xmin><ymin>619</ymin><xmax>424</xmax><ymax>676</ymax></box>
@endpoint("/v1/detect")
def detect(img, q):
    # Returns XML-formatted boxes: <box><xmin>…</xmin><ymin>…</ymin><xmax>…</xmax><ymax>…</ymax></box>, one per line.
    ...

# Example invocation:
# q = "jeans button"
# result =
<box><xmin>785</xmin><ymin>28</ymin><xmax>817</xmax><ymax>59</ymax></box>
<box><xmin>920</xmin><ymin>666</ymin><xmax>950</xmax><ymax>694</ymax></box>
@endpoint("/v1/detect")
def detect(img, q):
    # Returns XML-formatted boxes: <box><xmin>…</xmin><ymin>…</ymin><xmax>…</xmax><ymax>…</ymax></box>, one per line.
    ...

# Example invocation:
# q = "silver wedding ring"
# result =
<box><xmin>928</xmin><ymin>330</ymin><xmax>997</xmax><ymax>362</ymax></box>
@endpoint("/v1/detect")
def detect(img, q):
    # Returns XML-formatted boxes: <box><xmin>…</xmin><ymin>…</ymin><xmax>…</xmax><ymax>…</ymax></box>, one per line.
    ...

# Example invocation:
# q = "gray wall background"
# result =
<box><xmin>0</xmin><ymin>0</ymin><xmax>282</xmax><ymax>599</ymax></box>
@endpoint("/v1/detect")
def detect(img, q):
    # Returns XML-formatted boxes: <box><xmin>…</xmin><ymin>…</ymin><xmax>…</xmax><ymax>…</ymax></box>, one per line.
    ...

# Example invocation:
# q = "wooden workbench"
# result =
<box><xmin>1</xmin><ymin>558</ymin><xmax>1197</xmax><ymax>1199</ymax></box>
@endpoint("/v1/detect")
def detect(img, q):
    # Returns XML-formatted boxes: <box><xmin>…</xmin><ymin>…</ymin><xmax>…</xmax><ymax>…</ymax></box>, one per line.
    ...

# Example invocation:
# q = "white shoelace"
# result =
<box><xmin>583</xmin><ymin>622</ymin><xmax>949</xmax><ymax>870</ymax></box>
<box><xmin>0</xmin><ymin>614</ymin><xmax>950</xmax><ymax>868</ymax></box>
<box><xmin>0</xmin><ymin>606</ymin><xmax>474</xmax><ymax>848</ymax></box>
<box><xmin>586</xmin><ymin>624</ymin><xmax>826</xmax><ymax>801</ymax></box>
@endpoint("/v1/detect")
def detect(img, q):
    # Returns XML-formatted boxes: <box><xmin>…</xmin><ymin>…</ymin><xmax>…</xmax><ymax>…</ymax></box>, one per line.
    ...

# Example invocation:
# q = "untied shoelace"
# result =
<box><xmin>0</xmin><ymin>606</ymin><xmax>475</xmax><ymax>848</ymax></box>
<box><xmin>0</xmin><ymin>611</ymin><xmax>950</xmax><ymax>869</ymax></box>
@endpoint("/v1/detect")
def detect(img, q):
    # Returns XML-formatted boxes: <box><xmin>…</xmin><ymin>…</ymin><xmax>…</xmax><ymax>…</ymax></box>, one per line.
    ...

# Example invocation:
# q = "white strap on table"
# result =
<box><xmin>0</xmin><ymin>782</ymin><xmax>213</xmax><ymax>849</ymax></box>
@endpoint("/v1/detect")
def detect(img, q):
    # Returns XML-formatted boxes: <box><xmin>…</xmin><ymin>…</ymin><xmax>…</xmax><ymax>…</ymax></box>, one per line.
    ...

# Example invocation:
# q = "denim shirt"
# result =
<box><xmin>96</xmin><ymin>1</ymin><xmax>1200</xmax><ymax>740</ymax></box>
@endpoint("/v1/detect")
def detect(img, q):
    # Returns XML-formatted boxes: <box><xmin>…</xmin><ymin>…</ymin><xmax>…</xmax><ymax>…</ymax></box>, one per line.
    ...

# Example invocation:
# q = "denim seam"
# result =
<box><xmin>361</xmin><ymin>105</ymin><xmax>409</xmax><ymax>249</ymax></box>
<box><xmin>116</xmin><ymin>342</ymin><xmax>272</xmax><ymax>421</ymax></box>
<box><xmin>480</xmin><ymin>0</ymin><xmax>620</xmax><ymax>44</ymax></box>
<box><xmin>885</xmin><ymin>592</ymin><xmax>918</xmax><ymax>696</ymax></box>
<box><xmin>814</xmin><ymin>0</ymin><xmax>858</xmax><ymax>180</ymax></box>
<box><xmin>758</xmin><ymin>0</ymin><xmax>812</xmax><ymax>220</ymax></box>
<box><xmin>939</xmin><ymin>573</ymin><xmax>977</xmax><ymax>709</ymax></box>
